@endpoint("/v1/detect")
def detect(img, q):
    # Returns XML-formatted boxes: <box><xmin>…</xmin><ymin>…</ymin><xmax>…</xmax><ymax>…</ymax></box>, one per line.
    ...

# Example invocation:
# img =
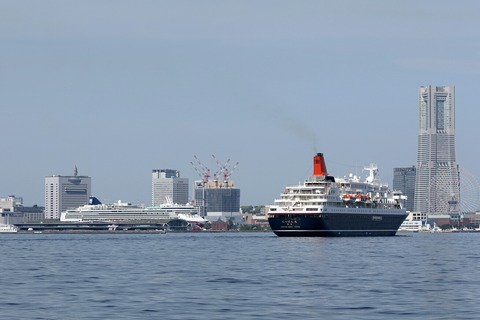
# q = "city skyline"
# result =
<box><xmin>2</xmin><ymin>1</ymin><xmax>480</xmax><ymax>206</ymax></box>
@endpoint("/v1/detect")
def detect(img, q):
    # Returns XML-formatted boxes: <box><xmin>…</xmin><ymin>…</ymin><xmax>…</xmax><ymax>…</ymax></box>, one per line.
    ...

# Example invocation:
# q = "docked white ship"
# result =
<box><xmin>398</xmin><ymin>220</ymin><xmax>423</xmax><ymax>232</ymax></box>
<box><xmin>0</xmin><ymin>223</ymin><xmax>18</xmax><ymax>233</ymax></box>
<box><xmin>61</xmin><ymin>196</ymin><xmax>206</xmax><ymax>223</ymax></box>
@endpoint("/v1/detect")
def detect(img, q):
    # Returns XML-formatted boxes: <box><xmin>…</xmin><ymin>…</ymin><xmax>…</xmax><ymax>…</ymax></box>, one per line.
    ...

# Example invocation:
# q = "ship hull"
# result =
<box><xmin>268</xmin><ymin>212</ymin><xmax>407</xmax><ymax>237</ymax></box>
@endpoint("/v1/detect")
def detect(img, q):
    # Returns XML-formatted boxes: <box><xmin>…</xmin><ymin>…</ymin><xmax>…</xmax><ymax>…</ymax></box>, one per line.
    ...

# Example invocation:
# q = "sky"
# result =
<box><xmin>1</xmin><ymin>1</ymin><xmax>480</xmax><ymax>207</ymax></box>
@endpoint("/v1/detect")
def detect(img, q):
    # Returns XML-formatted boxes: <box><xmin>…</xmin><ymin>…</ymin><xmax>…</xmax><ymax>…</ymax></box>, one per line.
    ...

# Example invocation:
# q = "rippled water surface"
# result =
<box><xmin>1</xmin><ymin>232</ymin><xmax>480</xmax><ymax>319</ymax></box>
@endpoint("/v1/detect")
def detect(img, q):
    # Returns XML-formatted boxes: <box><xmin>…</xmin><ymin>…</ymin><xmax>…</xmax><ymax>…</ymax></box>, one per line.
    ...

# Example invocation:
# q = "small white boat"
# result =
<box><xmin>0</xmin><ymin>224</ymin><xmax>18</xmax><ymax>233</ymax></box>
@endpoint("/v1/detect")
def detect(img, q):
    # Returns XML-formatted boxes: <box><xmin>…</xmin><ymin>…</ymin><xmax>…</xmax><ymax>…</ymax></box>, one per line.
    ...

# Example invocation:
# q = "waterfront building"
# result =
<box><xmin>0</xmin><ymin>195</ymin><xmax>23</xmax><ymax>207</ymax></box>
<box><xmin>0</xmin><ymin>195</ymin><xmax>44</xmax><ymax>224</ymax></box>
<box><xmin>44</xmin><ymin>168</ymin><xmax>91</xmax><ymax>219</ymax></box>
<box><xmin>243</xmin><ymin>213</ymin><xmax>269</xmax><ymax>228</ymax></box>
<box><xmin>393</xmin><ymin>166</ymin><xmax>416</xmax><ymax>211</ymax></box>
<box><xmin>194</xmin><ymin>179</ymin><xmax>241</xmax><ymax>223</ymax></box>
<box><xmin>152</xmin><ymin>169</ymin><xmax>189</xmax><ymax>206</ymax></box>
<box><xmin>414</xmin><ymin>85</ymin><xmax>460</xmax><ymax>216</ymax></box>
<box><xmin>210</xmin><ymin>219</ymin><xmax>229</xmax><ymax>231</ymax></box>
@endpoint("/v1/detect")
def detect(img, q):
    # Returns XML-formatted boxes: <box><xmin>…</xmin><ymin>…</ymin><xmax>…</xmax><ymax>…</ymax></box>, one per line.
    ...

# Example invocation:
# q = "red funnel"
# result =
<box><xmin>313</xmin><ymin>153</ymin><xmax>328</xmax><ymax>176</ymax></box>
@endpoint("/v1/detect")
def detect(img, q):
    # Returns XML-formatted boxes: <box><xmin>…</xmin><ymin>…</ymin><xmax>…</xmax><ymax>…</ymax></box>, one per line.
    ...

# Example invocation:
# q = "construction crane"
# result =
<box><xmin>223</xmin><ymin>161</ymin><xmax>239</xmax><ymax>186</ymax></box>
<box><xmin>212</xmin><ymin>154</ymin><xmax>239</xmax><ymax>187</ymax></box>
<box><xmin>211</xmin><ymin>155</ymin><xmax>229</xmax><ymax>181</ymax></box>
<box><xmin>190</xmin><ymin>155</ymin><xmax>210</xmax><ymax>185</ymax></box>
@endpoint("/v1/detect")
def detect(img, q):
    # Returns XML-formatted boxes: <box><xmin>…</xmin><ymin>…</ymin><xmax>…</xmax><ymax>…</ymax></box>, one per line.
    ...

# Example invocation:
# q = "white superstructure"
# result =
<box><xmin>269</xmin><ymin>162</ymin><xmax>406</xmax><ymax>215</ymax></box>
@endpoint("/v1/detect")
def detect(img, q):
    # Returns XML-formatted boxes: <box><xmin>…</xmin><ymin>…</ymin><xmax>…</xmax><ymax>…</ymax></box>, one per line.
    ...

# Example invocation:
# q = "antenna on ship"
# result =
<box><xmin>364</xmin><ymin>163</ymin><xmax>378</xmax><ymax>183</ymax></box>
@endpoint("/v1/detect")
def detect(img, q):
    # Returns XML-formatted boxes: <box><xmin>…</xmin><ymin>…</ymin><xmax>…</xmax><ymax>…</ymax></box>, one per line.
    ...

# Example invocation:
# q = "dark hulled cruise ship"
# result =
<box><xmin>267</xmin><ymin>153</ymin><xmax>407</xmax><ymax>237</ymax></box>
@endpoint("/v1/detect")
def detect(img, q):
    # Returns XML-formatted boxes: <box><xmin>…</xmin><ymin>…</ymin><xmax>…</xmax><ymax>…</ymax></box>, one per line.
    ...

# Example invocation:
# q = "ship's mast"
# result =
<box><xmin>364</xmin><ymin>163</ymin><xmax>379</xmax><ymax>183</ymax></box>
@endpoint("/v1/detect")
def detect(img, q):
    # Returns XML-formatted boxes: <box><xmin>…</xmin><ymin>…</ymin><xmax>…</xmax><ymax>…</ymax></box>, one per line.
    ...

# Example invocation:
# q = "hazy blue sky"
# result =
<box><xmin>2</xmin><ymin>1</ymin><xmax>480</xmax><ymax>206</ymax></box>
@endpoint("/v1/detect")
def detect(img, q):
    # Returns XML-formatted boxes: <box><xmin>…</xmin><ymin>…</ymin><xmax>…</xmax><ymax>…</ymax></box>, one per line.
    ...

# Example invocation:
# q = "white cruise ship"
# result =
<box><xmin>268</xmin><ymin>153</ymin><xmax>408</xmax><ymax>237</ymax></box>
<box><xmin>61</xmin><ymin>196</ymin><xmax>205</xmax><ymax>223</ymax></box>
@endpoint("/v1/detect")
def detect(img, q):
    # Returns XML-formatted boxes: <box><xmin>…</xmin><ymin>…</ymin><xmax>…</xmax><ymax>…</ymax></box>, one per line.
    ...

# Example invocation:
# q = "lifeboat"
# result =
<box><xmin>355</xmin><ymin>194</ymin><xmax>366</xmax><ymax>202</ymax></box>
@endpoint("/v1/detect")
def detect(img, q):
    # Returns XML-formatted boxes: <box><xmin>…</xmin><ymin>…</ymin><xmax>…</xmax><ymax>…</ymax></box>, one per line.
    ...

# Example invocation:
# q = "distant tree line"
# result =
<box><xmin>241</xmin><ymin>205</ymin><xmax>265</xmax><ymax>215</ymax></box>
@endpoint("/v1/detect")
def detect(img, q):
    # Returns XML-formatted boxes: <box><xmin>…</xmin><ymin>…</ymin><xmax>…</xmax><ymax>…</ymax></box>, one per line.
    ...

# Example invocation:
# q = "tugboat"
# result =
<box><xmin>267</xmin><ymin>153</ymin><xmax>407</xmax><ymax>237</ymax></box>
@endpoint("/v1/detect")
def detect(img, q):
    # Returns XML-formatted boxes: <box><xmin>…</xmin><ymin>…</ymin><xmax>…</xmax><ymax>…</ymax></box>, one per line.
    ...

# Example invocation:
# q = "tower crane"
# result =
<box><xmin>190</xmin><ymin>155</ymin><xmax>210</xmax><ymax>185</ymax></box>
<box><xmin>212</xmin><ymin>154</ymin><xmax>239</xmax><ymax>187</ymax></box>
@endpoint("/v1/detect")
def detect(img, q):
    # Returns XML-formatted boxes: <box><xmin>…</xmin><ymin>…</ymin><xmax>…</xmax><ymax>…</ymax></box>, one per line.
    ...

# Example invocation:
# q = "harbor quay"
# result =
<box><xmin>13</xmin><ymin>222</ymin><xmax>169</xmax><ymax>233</ymax></box>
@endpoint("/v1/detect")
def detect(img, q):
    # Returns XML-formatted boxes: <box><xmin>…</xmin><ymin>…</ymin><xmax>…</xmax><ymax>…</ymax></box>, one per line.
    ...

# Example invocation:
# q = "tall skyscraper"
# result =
<box><xmin>152</xmin><ymin>169</ymin><xmax>189</xmax><ymax>205</ymax></box>
<box><xmin>414</xmin><ymin>85</ymin><xmax>460</xmax><ymax>215</ymax></box>
<box><xmin>44</xmin><ymin>167</ymin><xmax>91</xmax><ymax>219</ymax></box>
<box><xmin>393</xmin><ymin>166</ymin><xmax>416</xmax><ymax>212</ymax></box>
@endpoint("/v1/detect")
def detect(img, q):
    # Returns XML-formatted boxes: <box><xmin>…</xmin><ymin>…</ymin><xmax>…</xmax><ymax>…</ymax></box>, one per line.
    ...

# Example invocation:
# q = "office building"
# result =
<box><xmin>152</xmin><ymin>169</ymin><xmax>189</xmax><ymax>205</ymax></box>
<box><xmin>44</xmin><ymin>168</ymin><xmax>91</xmax><ymax>219</ymax></box>
<box><xmin>414</xmin><ymin>85</ymin><xmax>460</xmax><ymax>215</ymax></box>
<box><xmin>393</xmin><ymin>166</ymin><xmax>416</xmax><ymax>212</ymax></box>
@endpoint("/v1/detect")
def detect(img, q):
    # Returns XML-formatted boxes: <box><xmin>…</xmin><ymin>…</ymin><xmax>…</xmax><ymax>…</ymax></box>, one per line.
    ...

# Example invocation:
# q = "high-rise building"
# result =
<box><xmin>44</xmin><ymin>167</ymin><xmax>91</xmax><ymax>219</ymax></box>
<box><xmin>393</xmin><ymin>166</ymin><xmax>416</xmax><ymax>211</ymax></box>
<box><xmin>414</xmin><ymin>85</ymin><xmax>460</xmax><ymax>215</ymax></box>
<box><xmin>152</xmin><ymin>169</ymin><xmax>189</xmax><ymax>205</ymax></box>
<box><xmin>194</xmin><ymin>180</ymin><xmax>241</xmax><ymax>223</ymax></box>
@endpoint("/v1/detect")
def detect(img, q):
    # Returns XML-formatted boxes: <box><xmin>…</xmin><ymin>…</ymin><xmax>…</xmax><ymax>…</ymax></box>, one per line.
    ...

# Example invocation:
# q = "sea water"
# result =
<box><xmin>1</xmin><ymin>232</ymin><xmax>479</xmax><ymax>320</ymax></box>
